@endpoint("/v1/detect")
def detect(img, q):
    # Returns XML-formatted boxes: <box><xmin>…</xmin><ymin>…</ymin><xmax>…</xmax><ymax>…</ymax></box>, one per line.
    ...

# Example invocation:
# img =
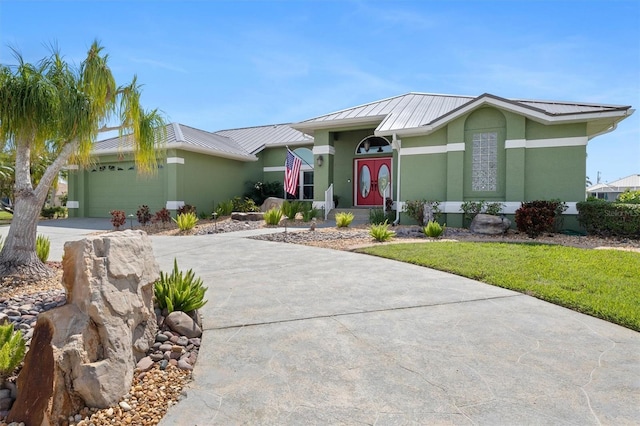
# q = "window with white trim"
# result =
<box><xmin>471</xmin><ymin>132</ymin><xmax>498</xmax><ymax>192</ymax></box>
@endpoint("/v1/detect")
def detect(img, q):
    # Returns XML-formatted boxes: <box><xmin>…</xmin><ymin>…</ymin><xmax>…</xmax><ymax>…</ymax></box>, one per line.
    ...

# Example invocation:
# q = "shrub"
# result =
<box><xmin>136</xmin><ymin>205</ymin><xmax>152</xmax><ymax>226</ymax></box>
<box><xmin>154</xmin><ymin>258</ymin><xmax>208</xmax><ymax>314</ymax></box>
<box><xmin>403</xmin><ymin>200</ymin><xmax>441</xmax><ymax>226</ymax></box>
<box><xmin>484</xmin><ymin>202</ymin><xmax>505</xmax><ymax>216</ymax></box>
<box><xmin>369</xmin><ymin>221</ymin><xmax>395</xmax><ymax>242</ymax></box>
<box><xmin>110</xmin><ymin>210</ymin><xmax>126</xmax><ymax>230</ymax></box>
<box><xmin>0</xmin><ymin>324</ymin><xmax>26</xmax><ymax>382</ymax></box>
<box><xmin>244</xmin><ymin>180</ymin><xmax>284</xmax><ymax>205</ymax></box>
<box><xmin>423</xmin><ymin>220</ymin><xmax>445</xmax><ymax>238</ymax></box>
<box><xmin>335</xmin><ymin>211</ymin><xmax>354</xmax><ymax>228</ymax></box>
<box><xmin>617</xmin><ymin>189</ymin><xmax>640</xmax><ymax>204</ymax></box>
<box><xmin>515</xmin><ymin>200</ymin><xmax>565</xmax><ymax>238</ymax></box>
<box><xmin>369</xmin><ymin>208</ymin><xmax>395</xmax><ymax>225</ymax></box>
<box><xmin>302</xmin><ymin>207</ymin><xmax>320</xmax><ymax>222</ymax></box>
<box><xmin>460</xmin><ymin>201</ymin><xmax>485</xmax><ymax>227</ymax></box>
<box><xmin>264</xmin><ymin>208</ymin><xmax>283</xmax><ymax>225</ymax></box>
<box><xmin>215</xmin><ymin>199</ymin><xmax>234</xmax><ymax>217</ymax></box>
<box><xmin>577</xmin><ymin>199</ymin><xmax>640</xmax><ymax>238</ymax></box>
<box><xmin>41</xmin><ymin>206</ymin><xmax>67</xmax><ymax>219</ymax></box>
<box><xmin>36</xmin><ymin>234</ymin><xmax>50</xmax><ymax>262</ymax></box>
<box><xmin>282</xmin><ymin>200</ymin><xmax>305</xmax><ymax>219</ymax></box>
<box><xmin>231</xmin><ymin>196</ymin><xmax>260</xmax><ymax>213</ymax></box>
<box><xmin>173</xmin><ymin>212</ymin><xmax>198</xmax><ymax>231</ymax></box>
<box><xmin>152</xmin><ymin>208</ymin><xmax>172</xmax><ymax>226</ymax></box>
<box><xmin>198</xmin><ymin>211</ymin><xmax>210</xmax><ymax>220</ymax></box>
<box><xmin>177</xmin><ymin>204</ymin><xmax>197</xmax><ymax>216</ymax></box>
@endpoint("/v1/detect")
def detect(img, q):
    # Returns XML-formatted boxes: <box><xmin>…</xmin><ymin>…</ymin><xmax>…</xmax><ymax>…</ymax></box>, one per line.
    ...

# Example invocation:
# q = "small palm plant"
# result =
<box><xmin>423</xmin><ymin>220</ymin><xmax>445</xmax><ymax>238</ymax></box>
<box><xmin>154</xmin><ymin>258</ymin><xmax>208</xmax><ymax>314</ymax></box>
<box><xmin>36</xmin><ymin>234</ymin><xmax>50</xmax><ymax>262</ymax></box>
<box><xmin>264</xmin><ymin>208</ymin><xmax>283</xmax><ymax>225</ymax></box>
<box><xmin>335</xmin><ymin>212</ymin><xmax>354</xmax><ymax>228</ymax></box>
<box><xmin>369</xmin><ymin>220</ymin><xmax>395</xmax><ymax>242</ymax></box>
<box><xmin>0</xmin><ymin>324</ymin><xmax>26</xmax><ymax>384</ymax></box>
<box><xmin>173</xmin><ymin>212</ymin><xmax>198</xmax><ymax>231</ymax></box>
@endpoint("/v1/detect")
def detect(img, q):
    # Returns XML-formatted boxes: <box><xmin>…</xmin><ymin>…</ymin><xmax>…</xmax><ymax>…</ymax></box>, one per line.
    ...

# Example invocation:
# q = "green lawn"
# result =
<box><xmin>358</xmin><ymin>242</ymin><xmax>640</xmax><ymax>331</ymax></box>
<box><xmin>0</xmin><ymin>211</ymin><xmax>12</xmax><ymax>220</ymax></box>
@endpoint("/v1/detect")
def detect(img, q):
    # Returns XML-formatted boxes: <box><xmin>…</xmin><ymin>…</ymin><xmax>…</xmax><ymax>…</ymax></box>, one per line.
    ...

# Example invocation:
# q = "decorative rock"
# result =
<box><xmin>150</xmin><ymin>353</ymin><xmax>164</xmax><ymax>362</ymax></box>
<box><xmin>8</xmin><ymin>230</ymin><xmax>159</xmax><ymax>424</ymax></box>
<box><xmin>155</xmin><ymin>333</ymin><xmax>169</xmax><ymax>342</ymax></box>
<box><xmin>136</xmin><ymin>356</ymin><xmax>154</xmax><ymax>372</ymax></box>
<box><xmin>176</xmin><ymin>336</ymin><xmax>189</xmax><ymax>346</ymax></box>
<box><xmin>159</xmin><ymin>359</ymin><xmax>169</xmax><ymax>370</ymax></box>
<box><xmin>118</xmin><ymin>401</ymin><xmax>132</xmax><ymax>412</ymax></box>
<box><xmin>230</xmin><ymin>211</ymin><xmax>264</xmax><ymax>221</ymax></box>
<box><xmin>177</xmin><ymin>359</ymin><xmax>193</xmax><ymax>371</ymax></box>
<box><xmin>261</xmin><ymin>197</ymin><xmax>285</xmax><ymax>212</ymax></box>
<box><xmin>165</xmin><ymin>311</ymin><xmax>202</xmax><ymax>338</ymax></box>
<box><xmin>470</xmin><ymin>213</ymin><xmax>511</xmax><ymax>235</ymax></box>
<box><xmin>159</xmin><ymin>343</ymin><xmax>173</xmax><ymax>352</ymax></box>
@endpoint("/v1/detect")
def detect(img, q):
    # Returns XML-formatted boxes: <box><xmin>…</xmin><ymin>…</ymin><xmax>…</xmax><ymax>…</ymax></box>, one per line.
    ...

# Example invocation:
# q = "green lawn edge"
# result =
<box><xmin>357</xmin><ymin>242</ymin><xmax>640</xmax><ymax>332</ymax></box>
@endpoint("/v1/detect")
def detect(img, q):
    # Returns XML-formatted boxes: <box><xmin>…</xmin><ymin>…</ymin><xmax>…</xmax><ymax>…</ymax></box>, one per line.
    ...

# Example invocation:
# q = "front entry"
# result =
<box><xmin>355</xmin><ymin>157</ymin><xmax>392</xmax><ymax>206</ymax></box>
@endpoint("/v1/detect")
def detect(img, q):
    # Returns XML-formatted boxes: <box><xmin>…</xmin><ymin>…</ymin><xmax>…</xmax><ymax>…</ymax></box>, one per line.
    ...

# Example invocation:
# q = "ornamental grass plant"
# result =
<box><xmin>154</xmin><ymin>258</ymin><xmax>208</xmax><ymax>314</ymax></box>
<box><xmin>335</xmin><ymin>211</ymin><xmax>354</xmax><ymax>228</ymax></box>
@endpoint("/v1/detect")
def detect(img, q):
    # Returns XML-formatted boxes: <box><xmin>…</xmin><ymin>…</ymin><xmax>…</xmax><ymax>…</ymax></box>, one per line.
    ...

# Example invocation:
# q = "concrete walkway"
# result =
<box><xmin>3</xmin><ymin>219</ymin><xmax>640</xmax><ymax>424</ymax></box>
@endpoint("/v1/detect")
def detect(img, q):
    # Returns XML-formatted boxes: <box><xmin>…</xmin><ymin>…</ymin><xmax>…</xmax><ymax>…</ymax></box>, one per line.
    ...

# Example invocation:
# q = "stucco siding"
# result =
<box><xmin>180</xmin><ymin>150</ymin><xmax>261</xmax><ymax>214</ymax></box>
<box><xmin>524</xmin><ymin>146</ymin><xmax>586</xmax><ymax>201</ymax></box>
<box><xmin>526</xmin><ymin>120</ymin><xmax>587</xmax><ymax>140</ymax></box>
<box><xmin>400</xmin><ymin>153</ymin><xmax>448</xmax><ymax>201</ymax></box>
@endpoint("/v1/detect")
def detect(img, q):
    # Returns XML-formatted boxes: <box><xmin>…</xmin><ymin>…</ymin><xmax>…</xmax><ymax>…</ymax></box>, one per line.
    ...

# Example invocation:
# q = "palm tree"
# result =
<box><xmin>0</xmin><ymin>42</ymin><xmax>165</xmax><ymax>279</ymax></box>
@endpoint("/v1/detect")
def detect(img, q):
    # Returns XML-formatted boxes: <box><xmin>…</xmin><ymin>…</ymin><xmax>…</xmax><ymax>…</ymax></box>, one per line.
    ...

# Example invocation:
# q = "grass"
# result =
<box><xmin>0</xmin><ymin>211</ymin><xmax>12</xmax><ymax>221</ymax></box>
<box><xmin>358</xmin><ymin>242</ymin><xmax>640</xmax><ymax>331</ymax></box>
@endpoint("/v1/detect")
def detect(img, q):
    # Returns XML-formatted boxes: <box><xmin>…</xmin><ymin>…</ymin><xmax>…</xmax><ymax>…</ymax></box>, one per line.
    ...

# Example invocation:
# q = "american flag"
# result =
<box><xmin>284</xmin><ymin>149</ymin><xmax>302</xmax><ymax>196</ymax></box>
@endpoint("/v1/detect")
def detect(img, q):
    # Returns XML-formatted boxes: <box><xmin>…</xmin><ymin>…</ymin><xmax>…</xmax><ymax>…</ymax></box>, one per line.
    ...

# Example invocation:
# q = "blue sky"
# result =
<box><xmin>1</xmin><ymin>0</ymin><xmax>638</xmax><ymax>184</ymax></box>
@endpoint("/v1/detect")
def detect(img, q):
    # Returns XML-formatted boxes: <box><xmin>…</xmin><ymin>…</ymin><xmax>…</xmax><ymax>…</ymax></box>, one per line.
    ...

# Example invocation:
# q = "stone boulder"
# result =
<box><xmin>231</xmin><ymin>212</ymin><xmax>264</xmax><ymax>221</ymax></box>
<box><xmin>8</xmin><ymin>230</ymin><xmax>159</xmax><ymax>425</ymax></box>
<box><xmin>261</xmin><ymin>197</ymin><xmax>285</xmax><ymax>212</ymax></box>
<box><xmin>470</xmin><ymin>213</ymin><xmax>511</xmax><ymax>235</ymax></box>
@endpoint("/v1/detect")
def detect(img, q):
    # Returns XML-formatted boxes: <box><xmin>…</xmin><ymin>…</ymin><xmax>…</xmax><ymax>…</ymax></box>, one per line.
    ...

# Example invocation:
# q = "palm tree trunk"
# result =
<box><xmin>0</xmin><ymin>140</ymin><xmax>78</xmax><ymax>279</ymax></box>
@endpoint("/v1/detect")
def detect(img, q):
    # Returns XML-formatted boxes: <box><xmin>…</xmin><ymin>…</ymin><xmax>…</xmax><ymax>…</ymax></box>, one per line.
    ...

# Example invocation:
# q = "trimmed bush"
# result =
<box><xmin>244</xmin><ymin>180</ymin><xmax>284</xmax><ymax>205</ymax></box>
<box><xmin>231</xmin><ymin>196</ymin><xmax>260</xmax><ymax>213</ymax></box>
<box><xmin>403</xmin><ymin>200</ymin><xmax>441</xmax><ymax>226</ymax></box>
<box><xmin>617</xmin><ymin>189</ymin><xmax>640</xmax><ymax>204</ymax></box>
<box><xmin>177</xmin><ymin>204</ymin><xmax>197</xmax><ymax>216</ymax></box>
<box><xmin>335</xmin><ymin>212</ymin><xmax>354</xmax><ymax>228</ymax></box>
<box><xmin>264</xmin><ymin>208</ymin><xmax>283</xmax><ymax>225</ymax></box>
<box><xmin>173</xmin><ymin>212</ymin><xmax>198</xmax><ymax>231</ymax></box>
<box><xmin>577</xmin><ymin>200</ymin><xmax>640</xmax><ymax>238</ymax></box>
<box><xmin>215</xmin><ymin>199</ymin><xmax>234</xmax><ymax>217</ymax></box>
<box><xmin>153</xmin><ymin>208</ymin><xmax>172</xmax><ymax>226</ymax></box>
<box><xmin>369</xmin><ymin>221</ymin><xmax>395</xmax><ymax>242</ymax></box>
<box><xmin>515</xmin><ymin>200</ymin><xmax>565</xmax><ymax>238</ymax></box>
<box><xmin>0</xmin><ymin>324</ymin><xmax>26</xmax><ymax>382</ymax></box>
<box><xmin>423</xmin><ymin>220</ymin><xmax>444</xmax><ymax>238</ymax></box>
<box><xmin>36</xmin><ymin>234</ymin><xmax>50</xmax><ymax>262</ymax></box>
<box><xmin>154</xmin><ymin>259</ymin><xmax>208</xmax><ymax>314</ymax></box>
<box><xmin>110</xmin><ymin>210</ymin><xmax>126</xmax><ymax>230</ymax></box>
<box><xmin>136</xmin><ymin>205</ymin><xmax>152</xmax><ymax>226</ymax></box>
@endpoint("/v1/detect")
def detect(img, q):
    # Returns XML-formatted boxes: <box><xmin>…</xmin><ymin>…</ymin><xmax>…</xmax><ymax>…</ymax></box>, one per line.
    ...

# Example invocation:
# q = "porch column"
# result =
<box><xmin>165</xmin><ymin>151</ymin><xmax>184</xmax><ymax>213</ymax></box>
<box><xmin>312</xmin><ymin>130</ymin><xmax>335</xmax><ymax>203</ymax></box>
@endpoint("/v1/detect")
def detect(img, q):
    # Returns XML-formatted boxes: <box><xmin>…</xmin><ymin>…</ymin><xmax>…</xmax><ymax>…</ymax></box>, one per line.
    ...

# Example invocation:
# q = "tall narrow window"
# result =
<box><xmin>471</xmin><ymin>132</ymin><xmax>498</xmax><ymax>192</ymax></box>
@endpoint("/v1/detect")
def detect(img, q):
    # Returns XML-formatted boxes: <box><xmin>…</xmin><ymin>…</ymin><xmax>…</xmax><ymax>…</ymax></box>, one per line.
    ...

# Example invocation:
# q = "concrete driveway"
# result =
<box><xmin>2</xmin><ymin>219</ymin><xmax>639</xmax><ymax>424</ymax></box>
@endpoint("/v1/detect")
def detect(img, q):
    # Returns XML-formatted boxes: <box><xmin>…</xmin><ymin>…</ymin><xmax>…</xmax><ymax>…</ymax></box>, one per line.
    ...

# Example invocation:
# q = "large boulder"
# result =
<box><xmin>261</xmin><ymin>197</ymin><xmax>285</xmax><ymax>212</ymax></box>
<box><xmin>8</xmin><ymin>230</ymin><xmax>159</xmax><ymax>425</ymax></box>
<box><xmin>470</xmin><ymin>213</ymin><xmax>511</xmax><ymax>235</ymax></box>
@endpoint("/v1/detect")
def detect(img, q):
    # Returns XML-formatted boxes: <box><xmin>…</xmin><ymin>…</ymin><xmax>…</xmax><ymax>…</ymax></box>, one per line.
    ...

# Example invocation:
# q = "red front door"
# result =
<box><xmin>355</xmin><ymin>158</ymin><xmax>392</xmax><ymax>206</ymax></box>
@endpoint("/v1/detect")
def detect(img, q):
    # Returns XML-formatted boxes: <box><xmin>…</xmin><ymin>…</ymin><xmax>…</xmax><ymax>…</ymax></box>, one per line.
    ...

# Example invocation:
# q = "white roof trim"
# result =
<box><xmin>95</xmin><ymin>144</ymin><xmax>257</xmax><ymax>162</ymax></box>
<box><xmin>293</xmin><ymin>116</ymin><xmax>386</xmax><ymax>133</ymax></box>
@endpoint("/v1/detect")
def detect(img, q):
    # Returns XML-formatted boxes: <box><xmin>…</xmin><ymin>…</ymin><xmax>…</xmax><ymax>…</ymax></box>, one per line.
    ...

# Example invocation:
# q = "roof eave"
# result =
<box><xmin>93</xmin><ymin>143</ymin><xmax>258</xmax><ymax>163</ymax></box>
<box><xmin>292</xmin><ymin>116</ymin><xmax>386</xmax><ymax>135</ymax></box>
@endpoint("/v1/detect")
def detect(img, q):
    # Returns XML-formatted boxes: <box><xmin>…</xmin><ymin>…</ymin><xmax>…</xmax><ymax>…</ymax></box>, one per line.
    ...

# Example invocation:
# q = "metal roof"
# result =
<box><xmin>587</xmin><ymin>174</ymin><xmax>640</xmax><ymax>192</ymax></box>
<box><xmin>214</xmin><ymin>123</ymin><xmax>313</xmax><ymax>154</ymax></box>
<box><xmin>293</xmin><ymin>92</ymin><xmax>633</xmax><ymax>136</ymax></box>
<box><xmin>93</xmin><ymin>123</ymin><xmax>257</xmax><ymax>162</ymax></box>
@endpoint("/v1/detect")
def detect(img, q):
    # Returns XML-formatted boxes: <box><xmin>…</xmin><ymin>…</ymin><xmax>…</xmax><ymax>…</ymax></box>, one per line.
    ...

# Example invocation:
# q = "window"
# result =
<box><xmin>302</xmin><ymin>171</ymin><xmax>314</xmax><ymax>200</ymax></box>
<box><xmin>471</xmin><ymin>132</ymin><xmax>498</xmax><ymax>192</ymax></box>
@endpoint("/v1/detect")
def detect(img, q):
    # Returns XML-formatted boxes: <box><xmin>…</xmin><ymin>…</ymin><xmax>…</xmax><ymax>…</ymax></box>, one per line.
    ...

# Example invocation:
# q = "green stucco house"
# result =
<box><xmin>67</xmin><ymin>92</ymin><xmax>633</xmax><ymax>227</ymax></box>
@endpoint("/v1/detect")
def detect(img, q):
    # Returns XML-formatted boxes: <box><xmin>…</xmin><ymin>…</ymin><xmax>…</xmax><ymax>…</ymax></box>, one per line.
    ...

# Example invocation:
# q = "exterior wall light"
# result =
<box><xmin>317</xmin><ymin>155</ymin><xmax>324</xmax><ymax>167</ymax></box>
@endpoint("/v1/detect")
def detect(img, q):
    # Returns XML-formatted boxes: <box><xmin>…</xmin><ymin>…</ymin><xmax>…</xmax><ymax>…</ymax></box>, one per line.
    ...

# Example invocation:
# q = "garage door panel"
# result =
<box><xmin>87</xmin><ymin>163</ymin><xmax>165</xmax><ymax>217</ymax></box>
